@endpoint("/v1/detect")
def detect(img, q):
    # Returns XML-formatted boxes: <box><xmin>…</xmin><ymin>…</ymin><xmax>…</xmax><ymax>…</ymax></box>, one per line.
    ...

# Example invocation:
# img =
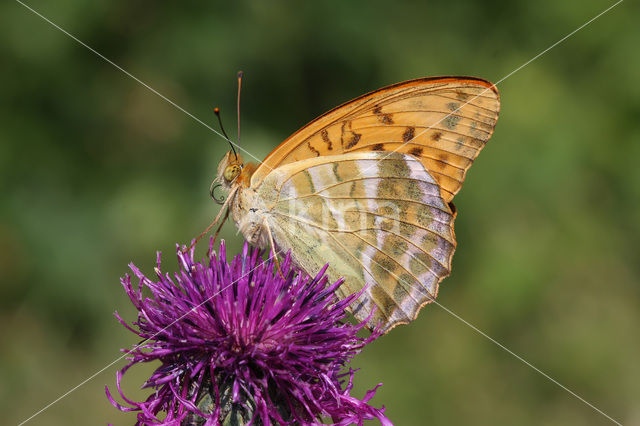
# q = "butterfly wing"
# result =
<box><xmin>257</xmin><ymin>151</ymin><xmax>455</xmax><ymax>332</ymax></box>
<box><xmin>251</xmin><ymin>76</ymin><xmax>500</xmax><ymax>203</ymax></box>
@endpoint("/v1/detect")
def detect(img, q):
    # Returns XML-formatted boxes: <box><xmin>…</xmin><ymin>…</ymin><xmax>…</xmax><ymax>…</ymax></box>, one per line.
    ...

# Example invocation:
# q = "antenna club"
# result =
<box><xmin>214</xmin><ymin>107</ymin><xmax>220</xmax><ymax>114</ymax></box>
<box><xmin>237</xmin><ymin>71</ymin><xmax>244</xmax><ymax>79</ymax></box>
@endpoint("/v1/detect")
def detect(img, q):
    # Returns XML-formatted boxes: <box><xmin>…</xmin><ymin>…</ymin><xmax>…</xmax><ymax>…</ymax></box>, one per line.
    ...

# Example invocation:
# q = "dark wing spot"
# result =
<box><xmin>455</xmin><ymin>90</ymin><xmax>469</xmax><ymax>101</ymax></box>
<box><xmin>444</xmin><ymin>115</ymin><xmax>461</xmax><ymax>129</ymax></box>
<box><xmin>373</xmin><ymin>105</ymin><xmax>394</xmax><ymax>124</ymax></box>
<box><xmin>349</xmin><ymin>181</ymin><xmax>358</xmax><ymax>197</ymax></box>
<box><xmin>320</xmin><ymin>129</ymin><xmax>333</xmax><ymax>150</ymax></box>
<box><xmin>409</xmin><ymin>147</ymin><xmax>423</xmax><ymax>157</ymax></box>
<box><xmin>436</xmin><ymin>153</ymin><xmax>449</xmax><ymax>169</ymax></box>
<box><xmin>448</xmin><ymin>201</ymin><xmax>457</xmax><ymax>216</ymax></box>
<box><xmin>402</xmin><ymin>127</ymin><xmax>415</xmax><ymax>142</ymax></box>
<box><xmin>371</xmin><ymin>143</ymin><xmax>385</xmax><ymax>151</ymax></box>
<box><xmin>431</xmin><ymin>131</ymin><xmax>442</xmax><ymax>141</ymax></box>
<box><xmin>307</xmin><ymin>141</ymin><xmax>320</xmax><ymax>156</ymax></box>
<box><xmin>447</xmin><ymin>102</ymin><xmax>460</xmax><ymax>111</ymax></box>
<box><xmin>344</xmin><ymin>132</ymin><xmax>361</xmax><ymax>149</ymax></box>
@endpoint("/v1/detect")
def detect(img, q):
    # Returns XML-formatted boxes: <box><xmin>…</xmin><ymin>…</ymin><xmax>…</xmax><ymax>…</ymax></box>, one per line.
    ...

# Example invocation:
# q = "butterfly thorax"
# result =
<box><xmin>230</xmin><ymin>183</ymin><xmax>270</xmax><ymax>248</ymax></box>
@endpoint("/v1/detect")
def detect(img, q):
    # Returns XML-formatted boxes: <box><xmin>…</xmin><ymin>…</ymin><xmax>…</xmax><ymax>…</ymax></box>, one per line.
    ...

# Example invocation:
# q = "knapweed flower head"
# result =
<box><xmin>107</xmin><ymin>239</ymin><xmax>391</xmax><ymax>425</ymax></box>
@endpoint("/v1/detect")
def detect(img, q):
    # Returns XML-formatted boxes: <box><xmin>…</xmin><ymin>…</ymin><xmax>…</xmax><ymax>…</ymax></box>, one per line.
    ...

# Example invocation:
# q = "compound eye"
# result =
<box><xmin>223</xmin><ymin>164</ymin><xmax>241</xmax><ymax>182</ymax></box>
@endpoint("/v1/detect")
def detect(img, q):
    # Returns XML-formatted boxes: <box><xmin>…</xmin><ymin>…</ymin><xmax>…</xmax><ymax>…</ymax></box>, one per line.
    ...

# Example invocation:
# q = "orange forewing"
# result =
<box><xmin>250</xmin><ymin>76</ymin><xmax>500</xmax><ymax>203</ymax></box>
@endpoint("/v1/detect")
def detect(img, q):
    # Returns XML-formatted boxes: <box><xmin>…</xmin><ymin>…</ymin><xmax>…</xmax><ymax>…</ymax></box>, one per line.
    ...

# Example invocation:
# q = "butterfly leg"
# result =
<box><xmin>207</xmin><ymin>207</ymin><xmax>230</xmax><ymax>255</ymax></box>
<box><xmin>263</xmin><ymin>218</ymin><xmax>285</xmax><ymax>279</ymax></box>
<box><xmin>186</xmin><ymin>187</ymin><xmax>237</xmax><ymax>253</ymax></box>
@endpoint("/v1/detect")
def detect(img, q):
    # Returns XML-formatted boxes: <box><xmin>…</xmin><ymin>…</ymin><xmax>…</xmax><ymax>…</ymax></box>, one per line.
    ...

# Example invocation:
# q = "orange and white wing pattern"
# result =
<box><xmin>251</xmin><ymin>76</ymin><xmax>500</xmax><ymax>203</ymax></box>
<box><xmin>257</xmin><ymin>151</ymin><xmax>456</xmax><ymax>332</ymax></box>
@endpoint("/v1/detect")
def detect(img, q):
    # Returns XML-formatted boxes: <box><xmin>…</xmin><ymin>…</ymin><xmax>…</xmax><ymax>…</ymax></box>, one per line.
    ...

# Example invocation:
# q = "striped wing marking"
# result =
<box><xmin>257</xmin><ymin>151</ymin><xmax>456</xmax><ymax>331</ymax></box>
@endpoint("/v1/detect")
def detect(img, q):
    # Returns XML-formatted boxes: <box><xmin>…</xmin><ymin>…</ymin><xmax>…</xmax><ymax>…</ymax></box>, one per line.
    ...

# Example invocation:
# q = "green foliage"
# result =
<box><xmin>1</xmin><ymin>1</ymin><xmax>638</xmax><ymax>424</ymax></box>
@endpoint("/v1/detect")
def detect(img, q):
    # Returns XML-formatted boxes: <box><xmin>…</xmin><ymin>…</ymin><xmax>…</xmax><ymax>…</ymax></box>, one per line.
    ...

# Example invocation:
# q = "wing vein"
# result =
<box><xmin>272</xmin><ymin>211</ymin><xmax>454</xmax><ymax>269</ymax></box>
<box><xmin>276</xmin><ymin>194</ymin><xmax>454</xmax><ymax>216</ymax></box>
<box><xmin>277</xmin><ymin>176</ymin><xmax>441</xmax><ymax>202</ymax></box>
<box><xmin>349</xmin><ymin>117</ymin><xmax>494</xmax><ymax>135</ymax></box>
<box><xmin>323</xmin><ymin>232</ymin><xmax>394</xmax><ymax>320</ymax></box>
<box><xmin>346</xmin><ymin>231</ymin><xmax>436</xmax><ymax>299</ymax></box>
<box><xmin>343</xmin><ymin>142</ymin><xmax>477</xmax><ymax>165</ymax></box>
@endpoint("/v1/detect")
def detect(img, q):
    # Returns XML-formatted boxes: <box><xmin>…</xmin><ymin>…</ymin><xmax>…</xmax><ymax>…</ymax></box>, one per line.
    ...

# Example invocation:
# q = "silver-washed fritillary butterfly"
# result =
<box><xmin>212</xmin><ymin>76</ymin><xmax>500</xmax><ymax>333</ymax></box>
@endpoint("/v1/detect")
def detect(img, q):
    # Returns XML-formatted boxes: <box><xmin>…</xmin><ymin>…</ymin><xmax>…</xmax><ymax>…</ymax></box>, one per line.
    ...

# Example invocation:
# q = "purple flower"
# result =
<box><xmin>106</xmin><ymin>239</ymin><xmax>392</xmax><ymax>425</ymax></box>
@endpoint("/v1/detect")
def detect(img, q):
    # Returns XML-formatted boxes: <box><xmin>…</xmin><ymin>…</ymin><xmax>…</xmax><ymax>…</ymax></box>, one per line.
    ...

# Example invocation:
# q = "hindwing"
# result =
<box><xmin>256</xmin><ymin>151</ymin><xmax>456</xmax><ymax>331</ymax></box>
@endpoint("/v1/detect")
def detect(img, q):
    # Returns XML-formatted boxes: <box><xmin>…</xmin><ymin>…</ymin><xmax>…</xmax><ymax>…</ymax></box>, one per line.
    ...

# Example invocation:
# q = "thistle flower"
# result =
<box><xmin>106</xmin><ymin>239</ymin><xmax>392</xmax><ymax>425</ymax></box>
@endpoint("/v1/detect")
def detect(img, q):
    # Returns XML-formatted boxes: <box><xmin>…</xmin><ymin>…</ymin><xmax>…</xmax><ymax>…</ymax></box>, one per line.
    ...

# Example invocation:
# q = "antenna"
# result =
<box><xmin>213</xmin><ymin>107</ymin><xmax>237</xmax><ymax>160</ymax></box>
<box><xmin>237</xmin><ymin>71</ymin><xmax>243</xmax><ymax>146</ymax></box>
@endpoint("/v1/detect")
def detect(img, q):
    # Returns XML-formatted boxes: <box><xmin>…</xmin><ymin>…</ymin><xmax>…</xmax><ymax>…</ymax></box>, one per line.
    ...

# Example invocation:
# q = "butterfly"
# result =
<box><xmin>209</xmin><ymin>76</ymin><xmax>500</xmax><ymax>333</ymax></box>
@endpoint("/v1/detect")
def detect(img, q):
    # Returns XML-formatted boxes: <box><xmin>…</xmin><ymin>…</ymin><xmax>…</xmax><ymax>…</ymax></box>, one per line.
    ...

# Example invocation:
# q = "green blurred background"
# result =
<box><xmin>1</xmin><ymin>1</ymin><xmax>638</xmax><ymax>424</ymax></box>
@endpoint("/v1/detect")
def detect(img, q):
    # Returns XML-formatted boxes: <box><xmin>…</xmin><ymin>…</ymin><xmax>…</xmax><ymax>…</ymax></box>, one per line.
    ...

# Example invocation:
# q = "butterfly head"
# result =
<box><xmin>221</xmin><ymin>153</ymin><xmax>243</xmax><ymax>182</ymax></box>
<box><xmin>210</xmin><ymin>151</ymin><xmax>244</xmax><ymax>203</ymax></box>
